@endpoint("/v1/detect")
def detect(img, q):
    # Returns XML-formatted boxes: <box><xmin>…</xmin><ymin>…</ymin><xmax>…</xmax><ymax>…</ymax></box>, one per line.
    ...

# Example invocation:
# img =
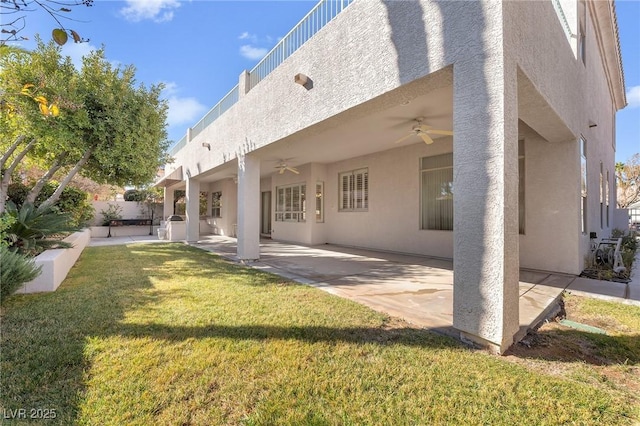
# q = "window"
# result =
<box><xmin>606</xmin><ymin>169</ymin><xmax>610</xmax><ymax>227</ymax></box>
<box><xmin>211</xmin><ymin>191</ymin><xmax>221</xmax><ymax>218</ymax></box>
<box><xmin>580</xmin><ymin>137</ymin><xmax>587</xmax><ymax>234</ymax></box>
<box><xmin>275</xmin><ymin>183</ymin><xmax>306</xmax><ymax>222</ymax></box>
<box><xmin>600</xmin><ymin>162</ymin><xmax>604</xmax><ymax>229</ymax></box>
<box><xmin>420</xmin><ymin>154</ymin><xmax>453</xmax><ymax>231</ymax></box>
<box><xmin>315</xmin><ymin>182</ymin><xmax>324</xmax><ymax>222</ymax></box>
<box><xmin>339</xmin><ymin>168</ymin><xmax>368</xmax><ymax>211</ymax></box>
<box><xmin>519</xmin><ymin>140</ymin><xmax>525</xmax><ymax>234</ymax></box>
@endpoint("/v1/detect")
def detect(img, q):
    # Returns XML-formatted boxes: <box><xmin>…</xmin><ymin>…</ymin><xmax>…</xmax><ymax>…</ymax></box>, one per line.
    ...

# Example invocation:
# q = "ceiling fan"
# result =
<box><xmin>275</xmin><ymin>160</ymin><xmax>299</xmax><ymax>175</ymax></box>
<box><xmin>393</xmin><ymin>117</ymin><xmax>453</xmax><ymax>145</ymax></box>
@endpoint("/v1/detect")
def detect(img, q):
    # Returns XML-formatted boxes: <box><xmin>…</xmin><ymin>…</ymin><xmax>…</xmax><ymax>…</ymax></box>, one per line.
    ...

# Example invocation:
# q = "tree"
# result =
<box><xmin>1</xmin><ymin>0</ymin><xmax>93</xmax><ymax>47</ymax></box>
<box><xmin>0</xmin><ymin>41</ymin><xmax>170</xmax><ymax>213</ymax></box>
<box><xmin>616</xmin><ymin>154</ymin><xmax>640</xmax><ymax>209</ymax></box>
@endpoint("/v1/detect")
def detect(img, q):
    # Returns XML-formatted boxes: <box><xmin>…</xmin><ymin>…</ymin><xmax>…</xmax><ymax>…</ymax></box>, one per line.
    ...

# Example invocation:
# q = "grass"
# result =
<box><xmin>506</xmin><ymin>293</ymin><xmax>640</xmax><ymax>419</ymax></box>
<box><xmin>1</xmin><ymin>243</ymin><xmax>639</xmax><ymax>425</ymax></box>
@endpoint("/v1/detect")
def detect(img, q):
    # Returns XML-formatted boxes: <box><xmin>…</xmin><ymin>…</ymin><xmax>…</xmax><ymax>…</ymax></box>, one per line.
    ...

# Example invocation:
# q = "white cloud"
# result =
<box><xmin>238</xmin><ymin>32</ymin><xmax>257</xmax><ymax>42</ymax></box>
<box><xmin>61</xmin><ymin>41</ymin><xmax>98</xmax><ymax>70</ymax></box>
<box><xmin>239</xmin><ymin>44</ymin><xmax>268</xmax><ymax>60</ymax></box>
<box><xmin>627</xmin><ymin>85</ymin><xmax>640</xmax><ymax>108</ymax></box>
<box><xmin>120</xmin><ymin>0</ymin><xmax>181</xmax><ymax>23</ymax></box>
<box><xmin>161</xmin><ymin>82</ymin><xmax>207</xmax><ymax>127</ymax></box>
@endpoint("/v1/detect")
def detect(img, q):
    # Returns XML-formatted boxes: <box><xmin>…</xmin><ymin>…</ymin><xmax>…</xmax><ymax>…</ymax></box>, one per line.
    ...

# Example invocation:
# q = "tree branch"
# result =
<box><xmin>26</xmin><ymin>151</ymin><xmax>68</xmax><ymax>204</ymax></box>
<box><xmin>0</xmin><ymin>137</ymin><xmax>36</xmax><ymax>213</ymax></box>
<box><xmin>38</xmin><ymin>147</ymin><xmax>93</xmax><ymax>211</ymax></box>
<box><xmin>0</xmin><ymin>134</ymin><xmax>26</xmax><ymax>173</ymax></box>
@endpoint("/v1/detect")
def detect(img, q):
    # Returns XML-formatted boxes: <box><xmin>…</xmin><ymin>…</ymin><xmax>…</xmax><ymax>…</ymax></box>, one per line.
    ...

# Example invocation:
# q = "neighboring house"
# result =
<box><xmin>156</xmin><ymin>0</ymin><xmax>626</xmax><ymax>353</ymax></box>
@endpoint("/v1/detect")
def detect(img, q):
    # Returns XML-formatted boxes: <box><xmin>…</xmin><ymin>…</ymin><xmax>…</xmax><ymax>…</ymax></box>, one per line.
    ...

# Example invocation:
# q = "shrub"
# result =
<box><xmin>0</xmin><ymin>246</ymin><xmax>42</xmax><ymax>301</ymax></box>
<box><xmin>123</xmin><ymin>189</ymin><xmax>144</xmax><ymax>201</ymax></box>
<box><xmin>611</xmin><ymin>228</ymin><xmax>638</xmax><ymax>270</ymax></box>
<box><xmin>3</xmin><ymin>202</ymin><xmax>80</xmax><ymax>256</ymax></box>
<box><xmin>7</xmin><ymin>181</ymin><xmax>94</xmax><ymax>228</ymax></box>
<box><xmin>99</xmin><ymin>203</ymin><xmax>123</xmax><ymax>225</ymax></box>
<box><xmin>0</xmin><ymin>214</ymin><xmax>16</xmax><ymax>249</ymax></box>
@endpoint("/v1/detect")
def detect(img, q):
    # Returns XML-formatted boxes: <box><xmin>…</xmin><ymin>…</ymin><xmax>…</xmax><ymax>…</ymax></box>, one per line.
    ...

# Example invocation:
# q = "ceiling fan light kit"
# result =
<box><xmin>275</xmin><ymin>160</ymin><xmax>300</xmax><ymax>175</ymax></box>
<box><xmin>393</xmin><ymin>117</ymin><xmax>453</xmax><ymax>145</ymax></box>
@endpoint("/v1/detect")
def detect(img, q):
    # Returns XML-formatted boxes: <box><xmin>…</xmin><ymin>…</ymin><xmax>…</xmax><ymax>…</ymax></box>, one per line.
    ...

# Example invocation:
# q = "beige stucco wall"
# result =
<box><xmin>163</xmin><ymin>0</ymin><xmax>620</xmax><ymax>276</ymax></box>
<box><xmin>204</xmin><ymin>179</ymin><xmax>237</xmax><ymax>236</ymax></box>
<box><xmin>504</xmin><ymin>0</ymin><xmax>618</xmax><ymax>273</ymax></box>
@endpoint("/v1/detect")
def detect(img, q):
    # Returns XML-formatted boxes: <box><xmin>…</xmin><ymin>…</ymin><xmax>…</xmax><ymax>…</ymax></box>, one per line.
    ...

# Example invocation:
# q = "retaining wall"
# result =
<box><xmin>16</xmin><ymin>229</ymin><xmax>91</xmax><ymax>294</ymax></box>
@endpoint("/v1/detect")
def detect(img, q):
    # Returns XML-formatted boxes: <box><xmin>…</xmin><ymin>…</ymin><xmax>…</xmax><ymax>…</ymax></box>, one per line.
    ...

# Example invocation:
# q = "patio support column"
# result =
<box><xmin>163</xmin><ymin>187</ymin><xmax>174</xmax><ymax>220</ymax></box>
<box><xmin>452</xmin><ymin>54</ymin><xmax>520</xmax><ymax>354</ymax></box>
<box><xmin>185</xmin><ymin>175</ymin><xmax>200</xmax><ymax>243</ymax></box>
<box><xmin>237</xmin><ymin>153</ymin><xmax>260</xmax><ymax>260</ymax></box>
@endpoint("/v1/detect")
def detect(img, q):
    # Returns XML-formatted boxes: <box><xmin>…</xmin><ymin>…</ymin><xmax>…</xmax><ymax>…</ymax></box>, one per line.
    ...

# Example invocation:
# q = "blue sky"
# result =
<box><xmin>13</xmin><ymin>0</ymin><xmax>640</xmax><ymax>163</ymax></box>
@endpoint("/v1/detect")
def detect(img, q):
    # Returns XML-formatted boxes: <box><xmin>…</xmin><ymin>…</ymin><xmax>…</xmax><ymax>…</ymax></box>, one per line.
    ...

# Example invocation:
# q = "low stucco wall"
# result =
<box><xmin>90</xmin><ymin>226</ymin><xmax>160</xmax><ymax>238</ymax></box>
<box><xmin>91</xmin><ymin>201</ymin><xmax>163</xmax><ymax>226</ymax></box>
<box><xmin>16</xmin><ymin>229</ymin><xmax>91</xmax><ymax>294</ymax></box>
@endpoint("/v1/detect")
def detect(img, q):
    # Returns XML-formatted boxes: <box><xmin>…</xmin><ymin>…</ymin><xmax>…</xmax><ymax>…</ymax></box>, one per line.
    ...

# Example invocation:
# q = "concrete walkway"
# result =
<box><xmin>88</xmin><ymin>235</ymin><xmax>640</xmax><ymax>340</ymax></box>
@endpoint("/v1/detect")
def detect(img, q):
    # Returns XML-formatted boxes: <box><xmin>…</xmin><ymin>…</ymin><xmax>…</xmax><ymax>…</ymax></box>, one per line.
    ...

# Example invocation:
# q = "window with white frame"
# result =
<box><xmin>339</xmin><ymin>168</ymin><xmax>368</xmax><ymax>211</ymax></box>
<box><xmin>315</xmin><ymin>182</ymin><xmax>324</xmax><ymax>222</ymax></box>
<box><xmin>580</xmin><ymin>137</ymin><xmax>587</xmax><ymax>234</ymax></box>
<box><xmin>606</xmin><ymin>169</ymin><xmax>610</xmax><ymax>227</ymax></box>
<box><xmin>600</xmin><ymin>162</ymin><xmax>604</xmax><ymax>229</ymax></box>
<box><xmin>420</xmin><ymin>154</ymin><xmax>453</xmax><ymax>231</ymax></box>
<box><xmin>275</xmin><ymin>183</ymin><xmax>306</xmax><ymax>222</ymax></box>
<box><xmin>519</xmin><ymin>140</ymin><xmax>525</xmax><ymax>235</ymax></box>
<box><xmin>211</xmin><ymin>191</ymin><xmax>222</xmax><ymax>218</ymax></box>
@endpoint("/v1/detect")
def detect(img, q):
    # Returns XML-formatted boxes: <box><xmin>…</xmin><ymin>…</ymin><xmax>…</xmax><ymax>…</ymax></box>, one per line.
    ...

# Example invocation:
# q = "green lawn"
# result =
<box><xmin>1</xmin><ymin>243</ymin><xmax>638</xmax><ymax>425</ymax></box>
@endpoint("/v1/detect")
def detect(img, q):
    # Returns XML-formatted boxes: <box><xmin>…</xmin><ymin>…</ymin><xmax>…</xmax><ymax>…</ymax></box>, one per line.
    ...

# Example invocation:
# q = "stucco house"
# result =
<box><xmin>156</xmin><ymin>0</ymin><xmax>626</xmax><ymax>353</ymax></box>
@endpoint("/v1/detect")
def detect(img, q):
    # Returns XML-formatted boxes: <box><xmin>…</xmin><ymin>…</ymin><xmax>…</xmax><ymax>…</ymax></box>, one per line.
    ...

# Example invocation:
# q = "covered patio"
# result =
<box><xmin>191</xmin><ymin>235</ymin><xmax>575</xmax><ymax>342</ymax></box>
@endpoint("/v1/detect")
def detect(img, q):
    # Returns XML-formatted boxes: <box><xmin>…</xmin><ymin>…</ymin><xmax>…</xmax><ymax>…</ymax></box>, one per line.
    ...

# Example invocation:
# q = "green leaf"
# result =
<box><xmin>52</xmin><ymin>29</ymin><xmax>68</xmax><ymax>46</ymax></box>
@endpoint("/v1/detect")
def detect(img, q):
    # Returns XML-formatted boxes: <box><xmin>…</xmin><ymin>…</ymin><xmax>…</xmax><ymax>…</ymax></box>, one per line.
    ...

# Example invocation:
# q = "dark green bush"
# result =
<box><xmin>123</xmin><ymin>189</ymin><xmax>144</xmax><ymax>201</ymax></box>
<box><xmin>0</xmin><ymin>214</ymin><xmax>16</xmax><ymax>248</ymax></box>
<box><xmin>0</xmin><ymin>246</ymin><xmax>42</xmax><ymax>301</ymax></box>
<box><xmin>8</xmin><ymin>181</ymin><xmax>94</xmax><ymax>227</ymax></box>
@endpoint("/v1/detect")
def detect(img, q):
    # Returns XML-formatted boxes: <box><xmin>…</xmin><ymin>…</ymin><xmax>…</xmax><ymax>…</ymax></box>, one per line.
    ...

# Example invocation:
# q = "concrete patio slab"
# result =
<box><xmin>191</xmin><ymin>236</ymin><xmax>573</xmax><ymax>341</ymax></box>
<box><xmin>87</xmin><ymin>235</ymin><xmax>640</xmax><ymax>346</ymax></box>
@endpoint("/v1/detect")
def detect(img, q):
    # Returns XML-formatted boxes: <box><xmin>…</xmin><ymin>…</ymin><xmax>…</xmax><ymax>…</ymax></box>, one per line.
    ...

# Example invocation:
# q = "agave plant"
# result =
<box><xmin>3</xmin><ymin>202</ymin><xmax>80</xmax><ymax>256</ymax></box>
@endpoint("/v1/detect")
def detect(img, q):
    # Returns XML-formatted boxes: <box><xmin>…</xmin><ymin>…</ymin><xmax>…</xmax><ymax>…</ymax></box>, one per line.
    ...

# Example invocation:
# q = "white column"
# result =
<box><xmin>452</xmin><ymin>55</ymin><xmax>520</xmax><ymax>353</ymax></box>
<box><xmin>185</xmin><ymin>175</ymin><xmax>200</xmax><ymax>242</ymax></box>
<box><xmin>163</xmin><ymin>187</ymin><xmax>174</xmax><ymax>220</ymax></box>
<box><xmin>237</xmin><ymin>153</ymin><xmax>260</xmax><ymax>260</ymax></box>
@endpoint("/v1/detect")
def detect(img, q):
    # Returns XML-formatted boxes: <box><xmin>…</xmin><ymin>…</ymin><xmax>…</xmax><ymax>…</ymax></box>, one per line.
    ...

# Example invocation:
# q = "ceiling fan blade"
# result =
<box><xmin>279</xmin><ymin>167</ymin><xmax>285</xmax><ymax>174</ymax></box>
<box><xmin>419</xmin><ymin>133</ymin><xmax>434</xmax><ymax>145</ymax></box>
<box><xmin>425</xmin><ymin>129</ymin><xmax>454</xmax><ymax>136</ymax></box>
<box><xmin>287</xmin><ymin>167</ymin><xmax>300</xmax><ymax>175</ymax></box>
<box><xmin>393</xmin><ymin>133</ymin><xmax>415</xmax><ymax>144</ymax></box>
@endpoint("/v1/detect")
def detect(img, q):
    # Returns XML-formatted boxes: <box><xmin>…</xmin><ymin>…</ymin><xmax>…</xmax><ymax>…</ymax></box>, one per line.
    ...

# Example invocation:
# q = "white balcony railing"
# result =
<box><xmin>190</xmin><ymin>84</ymin><xmax>240</xmax><ymax>140</ymax></box>
<box><xmin>166</xmin><ymin>0</ymin><xmax>355</xmax><ymax>156</ymax></box>
<box><xmin>248</xmin><ymin>0</ymin><xmax>355</xmax><ymax>90</ymax></box>
<box><xmin>552</xmin><ymin>0</ymin><xmax>574</xmax><ymax>40</ymax></box>
<box><xmin>169</xmin><ymin>135</ymin><xmax>187</xmax><ymax>156</ymax></box>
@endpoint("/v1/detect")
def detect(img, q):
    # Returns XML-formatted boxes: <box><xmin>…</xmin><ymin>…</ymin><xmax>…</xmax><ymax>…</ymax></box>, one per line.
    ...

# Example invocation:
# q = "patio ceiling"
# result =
<box><xmin>195</xmin><ymin>69</ymin><xmax>454</xmax><ymax>184</ymax></box>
